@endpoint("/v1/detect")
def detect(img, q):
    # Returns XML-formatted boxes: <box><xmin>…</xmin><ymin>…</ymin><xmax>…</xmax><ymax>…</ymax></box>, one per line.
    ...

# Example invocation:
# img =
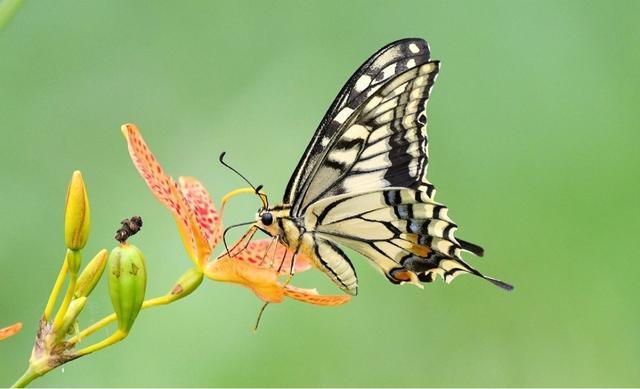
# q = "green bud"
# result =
<box><xmin>56</xmin><ymin>296</ymin><xmax>87</xmax><ymax>339</ymax></box>
<box><xmin>75</xmin><ymin>249</ymin><xmax>108</xmax><ymax>298</ymax></box>
<box><xmin>168</xmin><ymin>267</ymin><xmax>203</xmax><ymax>303</ymax></box>
<box><xmin>108</xmin><ymin>244</ymin><xmax>147</xmax><ymax>333</ymax></box>
<box><xmin>64</xmin><ymin>171</ymin><xmax>91</xmax><ymax>250</ymax></box>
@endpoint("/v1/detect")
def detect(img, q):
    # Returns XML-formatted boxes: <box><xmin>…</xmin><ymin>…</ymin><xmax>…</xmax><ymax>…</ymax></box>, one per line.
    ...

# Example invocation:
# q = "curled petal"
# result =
<box><xmin>284</xmin><ymin>286</ymin><xmax>351</xmax><ymax>306</ymax></box>
<box><xmin>229</xmin><ymin>239</ymin><xmax>312</xmax><ymax>275</ymax></box>
<box><xmin>205</xmin><ymin>257</ymin><xmax>285</xmax><ymax>303</ymax></box>
<box><xmin>205</xmin><ymin>256</ymin><xmax>350</xmax><ymax>306</ymax></box>
<box><xmin>179</xmin><ymin>176</ymin><xmax>222</xmax><ymax>252</ymax></box>
<box><xmin>0</xmin><ymin>322</ymin><xmax>22</xmax><ymax>341</ymax></box>
<box><xmin>122</xmin><ymin>124</ymin><xmax>211</xmax><ymax>265</ymax></box>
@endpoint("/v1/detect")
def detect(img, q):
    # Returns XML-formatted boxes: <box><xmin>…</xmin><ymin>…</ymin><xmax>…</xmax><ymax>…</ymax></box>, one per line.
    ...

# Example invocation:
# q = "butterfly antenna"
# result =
<box><xmin>219</xmin><ymin>152</ymin><xmax>258</xmax><ymax>191</ymax></box>
<box><xmin>219</xmin><ymin>152</ymin><xmax>269</xmax><ymax>208</ymax></box>
<box><xmin>222</xmin><ymin>220</ymin><xmax>256</xmax><ymax>257</ymax></box>
<box><xmin>254</xmin><ymin>184</ymin><xmax>269</xmax><ymax>209</ymax></box>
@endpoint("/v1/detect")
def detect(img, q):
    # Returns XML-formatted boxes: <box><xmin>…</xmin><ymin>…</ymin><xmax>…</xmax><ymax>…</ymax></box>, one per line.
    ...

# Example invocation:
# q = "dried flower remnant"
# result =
<box><xmin>115</xmin><ymin>216</ymin><xmax>143</xmax><ymax>243</ymax></box>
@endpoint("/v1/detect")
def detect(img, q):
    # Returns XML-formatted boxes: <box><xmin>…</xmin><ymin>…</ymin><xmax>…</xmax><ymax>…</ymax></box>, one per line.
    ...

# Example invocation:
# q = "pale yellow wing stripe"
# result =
<box><xmin>302</xmin><ymin>188</ymin><xmax>495</xmax><ymax>288</ymax></box>
<box><xmin>295</xmin><ymin>61</ymin><xmax>440</xmax><ymax>214</ymax></box>
<box><xmin>302</xmin><ymin>233</ymin><xmax>358</xmax><ymax>295</ymax></box>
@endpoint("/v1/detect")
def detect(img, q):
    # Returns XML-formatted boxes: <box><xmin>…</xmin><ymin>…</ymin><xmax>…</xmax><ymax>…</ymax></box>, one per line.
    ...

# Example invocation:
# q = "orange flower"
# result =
<box><xmin>121</xmin><ymin>124</ymin><xmax>349</xmax><ymax>306</ymax></box>
<box><xmin>0</xmin><ymin>322</ymin><xmax>22</xmax><ymax>341</ymax></box>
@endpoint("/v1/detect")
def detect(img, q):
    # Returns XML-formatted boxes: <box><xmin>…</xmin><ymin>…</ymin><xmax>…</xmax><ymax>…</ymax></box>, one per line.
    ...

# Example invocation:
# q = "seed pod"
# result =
<box><xmin>75</xmin><ymin>249</ymin><xmax>109</xmax><ymax>298</ymax></box>
<box><xmin>107</xmin><ymin>244</ymin><xmax>147</xmax><ymax>333</ymax></box>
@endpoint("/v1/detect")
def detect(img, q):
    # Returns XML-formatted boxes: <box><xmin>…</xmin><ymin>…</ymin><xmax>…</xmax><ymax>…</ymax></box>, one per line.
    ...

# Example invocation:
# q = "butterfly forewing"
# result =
<box><xmin>285</xmin><ymin>38</ymin><xmax>436</xmax><ymax>215</ymax></box>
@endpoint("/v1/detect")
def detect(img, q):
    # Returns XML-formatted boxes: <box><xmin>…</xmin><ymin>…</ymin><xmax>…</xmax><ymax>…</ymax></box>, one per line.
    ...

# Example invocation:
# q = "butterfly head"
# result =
<box><xmin>255</xmin><ymin>204</ymin><xmax>297</xmax><ymax>242</ymax></box>
<box><xmin>255</xmin><ymin>207</ymin><xmax>282</xmax><ymax>237</ymax></box>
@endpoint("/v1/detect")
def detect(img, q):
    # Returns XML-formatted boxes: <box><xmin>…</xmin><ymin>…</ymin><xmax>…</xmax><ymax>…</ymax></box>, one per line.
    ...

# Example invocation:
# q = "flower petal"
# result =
<box><xmin>178</xmin><ymin>176</ymin><xmax>222</xmax><ymax>251</ymax></box>
<box><xmin>0</xmin><ymin>322</ymin><xmax>22</xmax><ymax>341</ymax></box>
<box><xmin>228</xmin><ymin>239</ymin><xmax>313</xmax><ymax>275</ymax></box>
<box><xmin>204</xmin><ymin>257</ymin><xmax>285</xmax><ymax>303</ymax></box>
<box><xmin>284</xmin><ymin>286</ymin><xmax>351</xmax><ymax>306</ymax></box>
<box><xmin>122</xmin><ymin>124</ymin><xmax>212</xmax><ymax>265</ymax></box>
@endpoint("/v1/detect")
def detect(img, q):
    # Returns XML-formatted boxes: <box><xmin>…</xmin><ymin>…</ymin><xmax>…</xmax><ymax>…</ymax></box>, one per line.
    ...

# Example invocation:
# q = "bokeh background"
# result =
<box><xmin>1</xmin><ymin>0</ymin><xmax>639</xmax><ymax>387</ymax></box>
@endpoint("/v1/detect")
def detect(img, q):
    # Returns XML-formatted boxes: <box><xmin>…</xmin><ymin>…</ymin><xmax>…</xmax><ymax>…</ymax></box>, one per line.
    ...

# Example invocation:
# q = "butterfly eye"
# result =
<box><xmin>261</xmin><ymin>212</ymin><xmax>273</xmax><ymax>226</ymax></box>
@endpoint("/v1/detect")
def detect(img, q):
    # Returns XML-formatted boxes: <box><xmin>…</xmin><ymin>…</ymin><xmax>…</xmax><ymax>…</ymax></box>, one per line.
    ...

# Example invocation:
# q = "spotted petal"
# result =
<box><xmin>122</xmin><ymin>124</ymin><xmax>212</xmax><ymax>265</ymax></box>
<box><xmin>179</xmin><ymin>176</ymin><xmax>222</xmax><ymax>253</ymax></box>
<box><xmin>228</xmin><ymin>239</ymin><xmax>312</xmax><ymax>275</ymax></box>
<box><xmin>205</xmin><ymin>248</ymin><xmax>350</xmax><ymax>306</ymax></box>
<box><xmin>283</xmin><ymin>286</ymin><xmax>351</xmax><ymax>306</ymax></box>
<box><xmin>0</xmin><ymin>322</ymin><xmax>22</xmax><ymax>341</ymax></box>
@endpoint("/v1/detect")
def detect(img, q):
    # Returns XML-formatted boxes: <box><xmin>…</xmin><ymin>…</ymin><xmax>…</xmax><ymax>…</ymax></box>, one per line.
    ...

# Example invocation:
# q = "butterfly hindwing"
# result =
<box><xmin>303</xmin><ymin>188</ymin><xmax>511</xmax><ymax>289</ymax></box>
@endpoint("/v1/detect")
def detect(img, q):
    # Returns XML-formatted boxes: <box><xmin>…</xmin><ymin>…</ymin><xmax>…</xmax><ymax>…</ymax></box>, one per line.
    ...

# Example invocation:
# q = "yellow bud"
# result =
<box><xmin>108</xmin><ymin>244</ymin><xmax>147</xmax><ymax>333</ymax></box>
<box><xmin>167</xmin><ymin>268</ymin><xmax>203</xmax><ymax>303</ymax></box>
<box><xmin>64</xmin><ymin>171</ymin><xmax>91</xmax><ymax>250</ymax></box>
<box><xmin>56</xmin><ymin>297</ymin><xmax>87</xmax><ymax>340</ymax></box>
<box><xmin>75</xmin><ymin>249</ymin><xmax>108</xmax><ymax>298</ymax></box>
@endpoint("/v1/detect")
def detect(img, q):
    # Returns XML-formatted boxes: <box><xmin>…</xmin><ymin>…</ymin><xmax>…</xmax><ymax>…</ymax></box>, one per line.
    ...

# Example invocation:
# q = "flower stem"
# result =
<box><xmin>43</xmin><ymin>260</ymin><xmax>68</xmax><ymax>321</ymax></box>
<box><xmin>12</xmin><ymin>366</ymin><xmax>39</xmax><ymax>388</ymax></box>
<box><xmin>0</xmin><ymin>0</ymin><xmax>24</xmax><ymax>30</ymax></box>
<box><xmin>68</xmin><ymin>293</ymin><xmax>179</xmax><ymax>345</ymax></box>
<box><xmin>52</xmin><ymin>270</ymin><xmax>77</xmax><ymax>329</ymax></box>
<box><xmin>74</xmin><ymin>329</ymin><xmax>127</xmax><ymax>357</ymax></box>
<box><xmin>12</xmin><ymin>358</ymin><xmax>51</xmax><ymax>389</ymax></box>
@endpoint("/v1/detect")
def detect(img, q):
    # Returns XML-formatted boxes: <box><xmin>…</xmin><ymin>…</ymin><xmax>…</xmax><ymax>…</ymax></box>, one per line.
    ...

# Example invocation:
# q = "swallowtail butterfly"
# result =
<box><xmin>251</xmin><ymin>38</ymin><xmax>512</xmax><ymax>295</ymax></box>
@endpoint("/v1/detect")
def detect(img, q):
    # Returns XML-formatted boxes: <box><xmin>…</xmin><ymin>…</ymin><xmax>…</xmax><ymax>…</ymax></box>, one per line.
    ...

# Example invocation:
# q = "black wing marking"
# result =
<box><xmin>293</xmin><ymin>59</ymin><xmax>439</xmax><ymax>214</ymax></box>
<box><xmin>284</xmin><ymin>38</ymin><xmax>433</xmax><ymax>210</ymax></box>
<box><xmin>305</xmin><ymin>188</ymin><xmax>513</xmax><ymax>290</ymax></box>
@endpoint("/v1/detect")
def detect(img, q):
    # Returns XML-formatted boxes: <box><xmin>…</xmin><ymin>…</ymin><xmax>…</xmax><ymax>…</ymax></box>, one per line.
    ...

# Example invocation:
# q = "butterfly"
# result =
<box><xmin>238</xmin><ymin>38</ymin><xmax>512</xmax><ymax>296</ymax></box>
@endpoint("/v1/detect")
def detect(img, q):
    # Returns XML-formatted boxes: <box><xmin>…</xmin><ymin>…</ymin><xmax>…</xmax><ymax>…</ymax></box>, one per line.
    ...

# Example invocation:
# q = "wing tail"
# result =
<box><xmin>307</xmin><ymin>188</ymin><xmax>512</xmax><ymax>290</ymax></box>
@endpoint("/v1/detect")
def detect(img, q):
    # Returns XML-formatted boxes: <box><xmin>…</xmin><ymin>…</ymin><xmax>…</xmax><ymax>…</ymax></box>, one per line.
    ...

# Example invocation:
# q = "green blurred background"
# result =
<box><xmin>1</xmin><ymin>0</ymin><xmax>639</xmax><ymax>386</ymax></box>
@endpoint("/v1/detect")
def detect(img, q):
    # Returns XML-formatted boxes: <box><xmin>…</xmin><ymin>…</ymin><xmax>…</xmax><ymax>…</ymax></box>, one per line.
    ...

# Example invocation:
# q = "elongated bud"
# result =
<box><xmin>75</xmin><ymin>249</ymin><xmax>108</xmax><ymax>298</ymax></box>
<box><xmin>168</xmin><ymin>268</ymin><xmax>203</xmax><ymax>303</ymax></box>
<box><xmin>56</xmin><ymin>297</ymin><xmax>87</xmax><ymax>339</ymax></box>
<box><xmin>64</xmin><ymin>171</ymin><xmax>91</xmax><ymax>250</ymax></box>
<box><xmin>108</xmin><ymin>244</ymin><xmax>147</xmax><ymax>333</ymax></box>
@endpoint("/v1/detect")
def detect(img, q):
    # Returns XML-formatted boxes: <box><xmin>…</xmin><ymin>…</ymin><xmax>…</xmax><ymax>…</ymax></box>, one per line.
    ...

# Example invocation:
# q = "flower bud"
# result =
<box><xmin>56</xmin><ymin>297</ymin><xmax>87</xmax><ymax>339</ymax></box>
<box><xmin>75</xmin><ymin>249</ymin><xmax>108</xmax><ymax>298</ymax></box>
<box><xmin>64</xmin><ymin>171</ymin><xmax>91</xmax><ymax>250</ymax></box>
<box><xmin>107</xmin><ymin>244</ymin><xmax>147</xmax><ymax>333</ymax></box>
<box><xmin>167</xmin><ymin>267</ymin><xmax>203</xmax><ymax>303</ymax></box>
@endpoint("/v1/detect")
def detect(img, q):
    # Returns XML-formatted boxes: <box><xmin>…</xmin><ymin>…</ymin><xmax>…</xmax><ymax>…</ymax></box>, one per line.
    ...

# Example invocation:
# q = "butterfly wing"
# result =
<box><xmin>305</xmin><ymin>189</ymin><xmax>513</xmax><ymax>290</ymax></box>
<box><xmin>278</xmin><ymin>39</ymin><xmax>511</xmax><ymax>292</ymax></box>
<box><xmin>284</xmin><ymin>38</ymin><xmax>438</xmax><ymax>215</ymax></box>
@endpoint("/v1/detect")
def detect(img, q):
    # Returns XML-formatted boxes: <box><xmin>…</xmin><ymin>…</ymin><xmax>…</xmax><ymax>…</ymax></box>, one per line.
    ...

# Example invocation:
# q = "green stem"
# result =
<box><xmin>12</xmin><ymin>365</ymin><xmax>46</xmax><ymax>388</ymax></box>
<box><xmin>53</xmin><ymin>270</ymin><xmax>77</xmax><ymax>329</ymax></box>
<box><xmin>74</xmin><ymin>329</ymin><xmax>127</xmax><ymax>356</ymax></box>
<box><xmin>0</xmin><ymin>0</ymin><xmax>24</xmax><ymax>30</ymax></box>
<box><xmin>43</xmin><ymin>259</ymin><xmax>68</xmax><ymax>321</ymax></box>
